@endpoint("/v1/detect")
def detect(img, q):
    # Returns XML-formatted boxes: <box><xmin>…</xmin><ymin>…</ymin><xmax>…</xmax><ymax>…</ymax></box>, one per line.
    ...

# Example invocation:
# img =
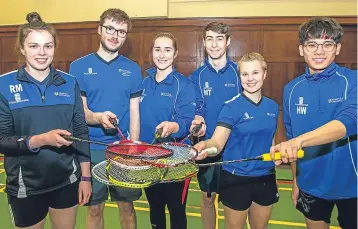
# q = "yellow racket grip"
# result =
<box><xmin>262</xmin><ymin>149</ymin><xmax>304</xmax><ymax>161</ymax></box>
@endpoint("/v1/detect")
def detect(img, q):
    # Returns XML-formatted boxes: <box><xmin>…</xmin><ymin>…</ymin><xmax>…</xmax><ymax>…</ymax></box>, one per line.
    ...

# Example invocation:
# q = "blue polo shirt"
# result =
<box><xmin>70</xmin><ymin>53</ymin><xmax>143</xmax><ymax>150</ymax></box>
<box><xmin>217</xmin><ymin>93</ymin><xmax>278</xmax><ymax>176</ymax></box>
<box><xmin>283</xmin><ymin>62</ymin><xmax>357</xmax><ymax>199</ymax></box>
<box><xmin>139</xmin><ymin>68</ymin><xmax>196</xmax><ymax>144</ymax></box>
<box><xmin>189</xmin><ymin>58</ymin><xmax>242</xmax><ymax>140</ymax></box>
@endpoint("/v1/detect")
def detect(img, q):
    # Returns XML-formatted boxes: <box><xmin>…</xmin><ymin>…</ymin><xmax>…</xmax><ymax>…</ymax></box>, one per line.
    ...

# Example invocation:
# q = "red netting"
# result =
<box><xmin>106</xmin><ymin>144</ymin><xmax>173</xmax><ymax>159</ymax></box>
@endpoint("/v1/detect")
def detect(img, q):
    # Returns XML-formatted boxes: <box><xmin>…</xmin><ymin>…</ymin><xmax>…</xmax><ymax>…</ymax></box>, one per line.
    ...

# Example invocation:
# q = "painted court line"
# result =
<box><xmin>105</xmin><ymin>203</ymin><xmax>341</xmax><ymax>228</ymax></box>
<box><xmin>0</xmin><ymin>186</ymin><xmax>340</xmax><ymax>228</ymax></box>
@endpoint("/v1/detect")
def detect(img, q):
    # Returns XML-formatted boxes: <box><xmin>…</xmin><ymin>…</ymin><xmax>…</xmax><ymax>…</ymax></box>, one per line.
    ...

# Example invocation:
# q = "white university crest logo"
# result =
<box><xmin>203</xmin><ymin>82</ymin><xmax>212</xmax><ymax>96</ymax></box>
<box><xmin>84</xmin><ymin>68</ymin><xmax>97</xmax><ymax>75</ymax></box>
<box><xmin>299</xmin><ymin>97</ymin><xmax>303</xmax><ymax>105</ymax></box>
<box><xmin>243</xmin><ymin>112</ymin><xmax>253</xmax><ymax>120</ymax></box>
<box><xmin>14</xmin><ymin>93</ymin><xmax>21</xmax><ymax>102</ymax></box>
<box><xmin>295</xmin><ymin>96</ymin><xmax>308</xmax><ymax>115</ymax></box>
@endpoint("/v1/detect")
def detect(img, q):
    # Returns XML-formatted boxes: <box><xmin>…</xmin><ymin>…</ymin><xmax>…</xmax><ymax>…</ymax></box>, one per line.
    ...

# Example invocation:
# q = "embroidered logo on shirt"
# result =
<box><xmin>161</xmin><ymin>92</ymin><xmax>173</xmax><ymax>97</ymax></box>
<box><xmin>243</xmin><ymin>112</ymin><xmax>254</xmax><ymax>120</ymax></box>
<box><xmin>203</xmin><ymin>82</ymin><xmax>212</xmax><ymax>96</ymax></box>
<box><xmin>267</xmin><ymin>112</ymin><xmax>276</xmax><ymax>117</ymax></box>
<box><xmin>295</xmin><ymin>96</ymin><xmax>308</xmax><ymax>115</ymax></box>
<box><xmin>118</xmin><ymin>69</ymin><xmax>132</xmax><ymax>76</ymax></box>
<box><xmin>328</xmin><ymin>97</ymin><xmax>343</xmax><ymax>103</ymax></box>
<box><xmin>54</xmin><ymin>92</ymin><xmax>71</xmax><ymax>97</ymax></box>
<box><xmin>9</xmin><ymin>93</ymin><xmax>29</xmax><ymax>104</ymax></box>
<box><xmin>224</xmin><ymin>83</ymin><xmax>236</xmax><ymax>88</ymax></box>
<box><xmin>84</xmin><ymin>68</ymin><xmax>97</xmax><ymax>75</ymax></box>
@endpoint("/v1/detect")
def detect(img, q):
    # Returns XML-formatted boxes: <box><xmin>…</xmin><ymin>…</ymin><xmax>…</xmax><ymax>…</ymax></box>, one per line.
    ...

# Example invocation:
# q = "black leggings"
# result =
<box><xmin>145</xmin><ymin>181</ymin><xmax>188</xmax><ymax>229</ymax></box>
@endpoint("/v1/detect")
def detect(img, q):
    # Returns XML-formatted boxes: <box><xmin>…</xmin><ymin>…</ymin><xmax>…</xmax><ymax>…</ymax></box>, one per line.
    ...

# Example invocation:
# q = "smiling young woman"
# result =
<box><xmin>139</xmin><ymin>33</ymin><xmax>196</xmax><ymax>229</ymax></box>
<box><xmin>0</xmin><ymin>12</ymin><xmax>91</xmax><ymax>229</ymax></box>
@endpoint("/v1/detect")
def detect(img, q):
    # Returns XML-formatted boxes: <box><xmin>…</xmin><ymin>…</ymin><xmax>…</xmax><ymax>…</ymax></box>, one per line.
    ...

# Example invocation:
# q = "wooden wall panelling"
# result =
<box><xmin>55</xmin><ymin>32</ymin><xmax>90</xmax><ymax>62</ymax></box>
<box><xmin>0</xmin><ymin>37</ymin><xmax>2</xmax><ymax>74</ymax></box>
<box><xmin>228</xmin><ymin>30</ymin><xmax>262</xmax><ymax>61</ymax></box>
<box><xmin>264</xmin><ymin>62</ymin><xmax>289</xmax><ymax>105</ymax></box>
<box><xmin>90</xmin><ymin>33</ymin><xmax>100</xmax><ymax>53</ymax></box>
<box><xmin>335</xmin><ymin>30</ymin><xmax>357</xmax><ymax>63</ymax></box>
<box><xmin>262</xmin><ymin>30</ymin><xmax>301</xmax><ymax>63</ymax></box>
<box><xmin>1</xmin><ymin>36</ymin><xmax>18</xmax><ymax>63</ymax></box>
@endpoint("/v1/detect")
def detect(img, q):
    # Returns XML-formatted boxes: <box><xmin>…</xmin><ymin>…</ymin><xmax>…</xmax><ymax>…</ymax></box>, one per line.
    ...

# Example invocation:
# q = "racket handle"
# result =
<box><xmin>156</xmin><ymin>128</ymin><xmax>163</xmax><ymax>138</ymax></box>
<box><xmin>204</xmin><ymin>147</ymin><xmax>218</xmax><ymax>157</ymax></box>
<box><xmin>192</xmin><ymin>122</ymin><xmax>204</xmax><ymax>134</ymax></box>
<box><xmin>62</xmin><ymin>135</ymin><xmax>79</xmax><ymax>142</ymax></box>
<box><xmin>109</xmin><ymin>118</ymin><xmax>118</xmax><ymax>127</ymax></box>
<box><xmin>262</xmin><ymin>149</ymin><xmax>304</xmax><ymax>161</ymax></box>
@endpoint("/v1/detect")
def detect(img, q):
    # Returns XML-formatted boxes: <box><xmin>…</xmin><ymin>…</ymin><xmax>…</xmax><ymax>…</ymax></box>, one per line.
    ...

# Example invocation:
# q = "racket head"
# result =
<box><xmin>105</xmin><ymin>142</ymin><xmax>174</xmax><ymax>159</ymax></box>
<box><xmin>105</xmin><ymin>154</ymin><xmax>152</xmax><ymax>170</ymax></box>
<box><xmin>106</xmin><ymin>141</ymin><xmax>152</xmax><ymax>170</ymax></box>
<box><xmin>144</xmin><ymin>143</ymin><xmax>198</xmax><ymax>168</ymax></box>
<box><xmin>92</xmin><ymin>161</ymin><xmax>165</xmax><ymax>188</ymax></box>
<box><xmin>160</xmin><ymin>163</ymin><xmax>198</xmax><ymax>183</ymax></box>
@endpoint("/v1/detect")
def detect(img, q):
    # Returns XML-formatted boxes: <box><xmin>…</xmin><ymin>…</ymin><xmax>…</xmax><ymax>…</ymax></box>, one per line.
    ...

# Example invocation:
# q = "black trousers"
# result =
<box><xmin>145</xmin><ymin>181</ymin><xmax>188</xmax><ymax>229</ymax></box>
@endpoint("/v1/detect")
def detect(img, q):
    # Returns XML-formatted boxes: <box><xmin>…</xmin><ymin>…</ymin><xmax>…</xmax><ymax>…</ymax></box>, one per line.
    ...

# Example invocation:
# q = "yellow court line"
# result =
<box><xmin>0</xmin><ymin>183</ymin><xmax>292</xmax><ymax>193</ymax></box>
<box><xmin>215</xmin><ymin>194</ymin><xmax>219</xmax><ymax>229</ymax></box>
<box><xmin>105</xmin><ymin>203</ymin><xmax>341</xmax><ymax>228</ymax></box>
<box><xmin>190</xmin><ymin>187</ymin><xmax>292</xmax><ymax>192</ymax></box>
<box><xmin>246</xmin><ymin>217</ymin><xmax>251</xmax><ymax>229</ymax></box>
<box><xmin>280</xmin><ymin>187</ymin><xmax>293</xmax><ymax>191</ymax></box>
<box><xmin>0</xmin><ymin>188</ymin><xmax>340</xmax><ymax>228</ymax></box>
<box><xmin>135</xmin><ymin>200</ymin><xmax>224</xmax><ymax>212</ymax></box>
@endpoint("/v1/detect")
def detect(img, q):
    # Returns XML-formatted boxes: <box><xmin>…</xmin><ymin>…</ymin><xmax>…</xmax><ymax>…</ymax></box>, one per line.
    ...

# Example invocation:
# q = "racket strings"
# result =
<box><xmin>145</xmin><ymin>143</ymin><xmax>198</xmax><ymax>168</ymax></box>
<box><xmin>106</xmin><ymin>144</ymin><xmax>173</xmax><ymax>159</ymax></box>
<box><xmin>92</xmin><ymin>161</ymin><xmax>166</xmax><ymax>188</ymax></box>
<box><xmin>106</xmin><ymin>153</ymin><xmax>150</xmax><ymax>170</ymax></box>
<box><xmin>92</xmin><ymin>143</ymin><xmax>201</xmax><ymax>188</ymax></box>
<box><xmin>161</xmin><ymin>163</ymin><xmax>198</xmax><ymax>183</ymax></box>
<box><xmin>107</xmin><ymin>162</ymin><xmax>165</xmax><ymax>184</ymax></box>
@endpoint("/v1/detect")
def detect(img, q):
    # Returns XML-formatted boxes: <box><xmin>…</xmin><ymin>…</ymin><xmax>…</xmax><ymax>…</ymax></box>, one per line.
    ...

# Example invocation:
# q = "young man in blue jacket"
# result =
<box><xmin>271</xmin><ymin>17</ymin><xmax>357</xmax><ymax>229</ymax></box>
<box><xmin>69</xmin><ymin>8</ymin><xmax>142</xmax><ymax>229</ymax></box>
<box><xmin>189</xmin><ymin>22</ymin><xmax>242</xmax><ymax>229</ymax></box>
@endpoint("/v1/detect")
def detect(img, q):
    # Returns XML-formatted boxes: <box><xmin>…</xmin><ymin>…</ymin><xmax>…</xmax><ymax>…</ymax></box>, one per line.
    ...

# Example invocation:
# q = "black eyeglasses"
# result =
<box><xmin>101</xmin><ymin>25</ymin><xmax>127</xmax><ymax>38</ymax></box>
<box><xmin>303</xmin><ymin>41</ymin><xmax>337</xmax><ymax>52</ymax></box>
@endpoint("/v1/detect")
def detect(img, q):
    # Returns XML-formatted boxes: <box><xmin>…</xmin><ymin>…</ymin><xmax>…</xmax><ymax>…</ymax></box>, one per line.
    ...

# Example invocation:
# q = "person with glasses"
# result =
<box><xmin>69</xmin><ymin>8</ymin><xmax>142</xmax><ymax>229</ymax></box>
<box><xmin>270</xmin><ymin>17</ymin><xmax>357</xmax><ymax>229</ymax></box>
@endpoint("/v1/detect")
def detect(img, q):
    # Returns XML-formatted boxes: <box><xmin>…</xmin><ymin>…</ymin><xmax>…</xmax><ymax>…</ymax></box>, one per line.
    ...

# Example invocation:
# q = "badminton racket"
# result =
<box><xmin>91</xmin><ymin>160</ymin><xmax>167</xmax><ymax>188</ymax></box>
<box><xmin>62</xmin><ymin>135</ymin><xmax>174</xmax><ymax>159</ymax></box>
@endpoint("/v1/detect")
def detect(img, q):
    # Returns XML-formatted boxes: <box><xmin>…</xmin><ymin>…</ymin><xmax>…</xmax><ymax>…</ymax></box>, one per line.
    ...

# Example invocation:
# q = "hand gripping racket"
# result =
<box><xmin>151</xmin><ymin>122</ymin><xmax>204</xmax><ymax>145</ymax></box>
<box><xmin>198</xmin><ymin>149</ymin><xmax>305</xmax><ymax>167</ymax></box>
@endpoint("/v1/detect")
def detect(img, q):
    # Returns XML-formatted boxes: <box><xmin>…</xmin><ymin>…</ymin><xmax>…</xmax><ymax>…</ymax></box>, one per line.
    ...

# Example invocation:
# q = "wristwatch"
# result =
<box><xmin>80</xmin><ymin>176</ymin><xmax>92</xmax><ymax>182</ymax></box>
